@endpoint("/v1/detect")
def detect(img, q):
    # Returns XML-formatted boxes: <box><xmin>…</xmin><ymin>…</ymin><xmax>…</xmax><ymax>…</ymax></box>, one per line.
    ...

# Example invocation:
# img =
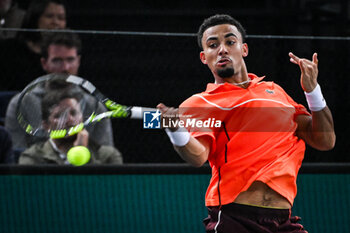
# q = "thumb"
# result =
<box><xmin>157</xmin><ymin>103</ymin><xmax>168</xmax><ymax>113</ymax></box>
<box><xmin>312</xmin><ymin>53</ymin><xmax>318</xmax><ymax>65</ymax></box>
<box><xmin>74</xmin><ymin>129</ymin><xmax>89</xmax><ymax>147</ymax></box>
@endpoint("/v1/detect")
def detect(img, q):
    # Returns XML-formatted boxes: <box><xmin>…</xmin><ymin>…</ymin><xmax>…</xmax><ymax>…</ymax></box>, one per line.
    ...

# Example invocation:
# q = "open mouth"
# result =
<box><xmin>217</xmin><ymin>58</ymin><xmax>231</xmax><ymax>66</ymax></box>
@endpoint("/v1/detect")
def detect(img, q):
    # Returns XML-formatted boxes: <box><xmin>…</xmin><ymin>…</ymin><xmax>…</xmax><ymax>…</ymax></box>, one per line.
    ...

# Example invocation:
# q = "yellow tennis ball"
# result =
<box><xmin>67</xmin><ymin>146</ymin><xmax>91</xmax><ymax>166</ymax></box>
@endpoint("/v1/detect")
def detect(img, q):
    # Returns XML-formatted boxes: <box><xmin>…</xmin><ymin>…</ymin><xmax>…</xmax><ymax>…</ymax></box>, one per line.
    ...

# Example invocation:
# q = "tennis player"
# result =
<box><xmin>158</xmin><ymin>14</ymin><xmax>335</xmax><ymax>232</ymax></box>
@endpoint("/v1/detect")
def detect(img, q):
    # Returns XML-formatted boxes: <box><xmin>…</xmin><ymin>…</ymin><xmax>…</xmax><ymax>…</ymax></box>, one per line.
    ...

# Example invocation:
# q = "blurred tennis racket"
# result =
<box><xmin>16</xmin><ymin>73</ymin><xmax>157</xmax><ymax>139</ymax></box>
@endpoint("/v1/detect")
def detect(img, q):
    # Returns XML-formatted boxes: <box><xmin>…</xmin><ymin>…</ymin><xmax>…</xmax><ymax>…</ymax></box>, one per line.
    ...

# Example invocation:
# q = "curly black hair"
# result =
<box><xmin>197</xmin><ymin>14</ymin><xmax>246</xmax><ymax>49</ymax></box>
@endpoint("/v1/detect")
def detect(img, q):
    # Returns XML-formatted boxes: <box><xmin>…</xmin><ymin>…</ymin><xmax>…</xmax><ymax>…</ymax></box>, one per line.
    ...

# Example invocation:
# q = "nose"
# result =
<box><xmin>56</xmin><ymin>110</ymin><xmax>73</xmax><ymax>129</ymax></box>
<box><xmin>218</xmin><ymin>44</ymin><xmax>228</xmax><ymax>55</ymax></box>
<box><xmin>61</xmin><ymin>61</ymin><xmax>71</xmax><ymax>72</ymax></box>
<box><xmin>65</xmin><ymin>112</ymin><xmax>76</xmax><ymax>125</ymax></box>
<box><xmin>52</xmin><ymin>16</ymin><xmax>59</xmax><ymax>25</ymax></box>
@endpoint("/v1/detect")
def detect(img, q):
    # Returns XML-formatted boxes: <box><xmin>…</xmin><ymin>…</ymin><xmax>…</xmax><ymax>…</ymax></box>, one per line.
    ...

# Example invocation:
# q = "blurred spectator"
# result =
<box><xmin>0</xmin><ymin>0</ymin><xmax>67</xmax><ymax>91</ymax></box>
<box><xmin>19</xmin><ymin>87</ymin><xmax>123</xmax><ymax>165</ymax></box>
<box><xmin>0</xmin><ymin>0</ymin><xmax>25</xmax><ymax>40</ymax></box>
<box><xmin>41</xmin><ymin>31</ymin><xmax>80</xmax><ymax>75</ymax></box>
<box><xmin>5</xmin><ymin>32</ymin><xmax>115</xmax><ymax>153</ymax></box>
<box><xmin>0</xmin><ymin>125</ymin><xmax>15</xmax><ymax>163</ymax></box>
<box><xmin>19</xmin><ymin>0</ymin><xmax>66</xmax><ymax>54</ymax></box>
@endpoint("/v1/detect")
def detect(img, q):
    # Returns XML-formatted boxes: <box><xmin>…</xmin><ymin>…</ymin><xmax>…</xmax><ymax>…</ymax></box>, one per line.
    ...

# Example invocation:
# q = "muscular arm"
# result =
<box><xmin>296</xmin><ymin>107</ymin><xmax>335</xmax><ymax>150</ymax></box>
<box><xmin>289</xmin><ymin>52</ymin><xmax>336</xmax><ymax>150</ymax></box>
<box><xmin>173</xmin><ymin>136</ymin><xmax>210</xmax><ymax>167</ymax></box>
<box><xmin>158</xmin><ymin>103</ymin><xmax>210</xmax><ymax>167</ymax></box>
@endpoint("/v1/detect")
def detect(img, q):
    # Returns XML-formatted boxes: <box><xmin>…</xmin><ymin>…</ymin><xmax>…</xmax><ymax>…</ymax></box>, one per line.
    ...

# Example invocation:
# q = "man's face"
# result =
<box><xmin>200</xmin><ymin>24</ymin><xmax>248</xmax><ymax>80</ymax></box>
<box><xmin>46</xmin><ymin>98</ymin><xmax>82</xmax><ymax>130</ymax></box>
<box><xmin>38</xmin><ymin>2</ymin><xmax>66</xmax><ymax>29</ymax></box>
<box><xmin>41</xmin><ymin>44</ymin><xmax>80</xmax><ymax>75</ymax></box>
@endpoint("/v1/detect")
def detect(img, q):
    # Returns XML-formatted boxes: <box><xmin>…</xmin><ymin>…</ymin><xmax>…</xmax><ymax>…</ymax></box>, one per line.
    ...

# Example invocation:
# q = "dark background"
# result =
<box><xmin>18</xmin><ymin>0</ymin><xmax>350</xmax><ymax>35</ymax></box>
<box><xmin>5</xmin><ymin>0</ymin><xmax>350</xmax><ymax>163</ymax></box>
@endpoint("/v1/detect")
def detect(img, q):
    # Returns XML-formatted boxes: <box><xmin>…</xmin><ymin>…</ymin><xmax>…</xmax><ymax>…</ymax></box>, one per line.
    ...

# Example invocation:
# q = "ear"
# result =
<box><xmin>242</xmin><ymin>43</ymin><xmax>249</xmax><ymax>57</ymax></box>
<box><xmin>41</xmin><ymin>58</ymin><xmax>48</xmax><ymax>71</ymax></box>
<box><xmin>200</xmin><ymin>51</ymin><xmax>207</xmax><ymax>64</ymax></box>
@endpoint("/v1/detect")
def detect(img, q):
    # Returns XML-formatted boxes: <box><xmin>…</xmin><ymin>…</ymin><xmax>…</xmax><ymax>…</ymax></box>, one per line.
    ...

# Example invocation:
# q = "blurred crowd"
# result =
<box><xmin>0</xmin><ymin>0</ymin><xmax>123</xmax><ymax>165</ymax></box>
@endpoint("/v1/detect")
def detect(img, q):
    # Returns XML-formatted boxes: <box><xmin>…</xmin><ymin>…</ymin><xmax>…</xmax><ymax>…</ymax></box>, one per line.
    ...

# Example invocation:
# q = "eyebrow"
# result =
<box><xmin>206</xmin><ymin>33</ymin><xmax>238</xmax><ymax>43</ymax></box>
<box><xmin>224</xmin><ymin>33</ymin><xmax>237</xmax><ymax>38</ymax></box>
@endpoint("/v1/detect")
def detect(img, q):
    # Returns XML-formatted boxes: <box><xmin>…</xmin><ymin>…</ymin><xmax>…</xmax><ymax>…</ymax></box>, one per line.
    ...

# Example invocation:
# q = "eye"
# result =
<box><xmin>70</xmin><ymin>109</ymin><xmax>78</xmax><ymax>116</ymax></box>
<box><xmin>58</xmin><ymin>15</ymin><xmax>66</xmax><ymax>21</ymax></box>
<box><xmin>208</xmin><ymin>43</ymin><xmax>218</xmax><ymax>48</ymax></box>
<box><xmin>52</xmin><ymin>113</ymin><xmax>62</xmax><ymax>120</ymax></box>
<box><xmin>66</xmin><ymin>57</ymin><xmax>76</xmax><ymax>63</ymax></box>
<box><xmin>44</xmin><ymin>13</ymin><xmax>54</xmax><ymax>19</ymax></box>
<box><xmin>51</xmin><ymin>58</ymin><xmax>63</xmax><ymax>66</ymax></box>
<box><xmin>227</xmin><ymin>40</ymin><xmax>235</xmax><ymax>45</ymax></box>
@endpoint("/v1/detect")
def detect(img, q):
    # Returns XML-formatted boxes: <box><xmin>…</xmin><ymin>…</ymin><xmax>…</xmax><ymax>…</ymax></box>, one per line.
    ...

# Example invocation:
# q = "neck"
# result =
<box><xmin>231</xmin><ymin>76</ymin><xmax>251</xmax><ymax>87</ymax></box>
<box><xmin>215</xmin><ymin>71</ymin><xmax>250</xmax><ymax>88</ymax></box>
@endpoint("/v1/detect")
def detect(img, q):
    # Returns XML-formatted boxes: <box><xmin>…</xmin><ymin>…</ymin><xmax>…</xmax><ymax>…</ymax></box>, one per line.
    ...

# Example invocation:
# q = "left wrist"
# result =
<box><xmin>304</xmin><ymin>84</ymin><xmax>326</xmax><ymax>111</ymax></box>
<box><xmin>304</xmin><ymin>82</ymin><xmax>318</xmax><ymax>93</ymax></box>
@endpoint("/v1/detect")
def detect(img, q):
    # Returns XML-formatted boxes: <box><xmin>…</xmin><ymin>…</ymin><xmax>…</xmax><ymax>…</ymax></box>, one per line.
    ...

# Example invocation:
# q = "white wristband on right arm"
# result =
<box><xmin>304</xmin><ymin>84</ymin><xmax>327</xmax><ymax>112</ymax></box>
<box><xmin>165</xmin><ymin>128</ymin><xmax>190</xmax><ymax>147</ymax></box>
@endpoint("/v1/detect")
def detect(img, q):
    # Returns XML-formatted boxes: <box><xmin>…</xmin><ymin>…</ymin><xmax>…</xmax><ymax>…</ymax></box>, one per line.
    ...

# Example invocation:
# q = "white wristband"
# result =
<box><xmin>304</xmin><ymin>84</ymin><xmax>326</xmax><ymax>112</ymax></box>
<box><xmin>165</xmin><ymin>128</ymin><xmax>190</xmax><ymax>147</ymax></box>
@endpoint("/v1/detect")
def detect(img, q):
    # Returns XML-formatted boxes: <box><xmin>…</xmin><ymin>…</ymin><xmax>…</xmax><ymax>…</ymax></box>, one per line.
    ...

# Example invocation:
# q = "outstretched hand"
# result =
<box><xmin>289</xmin><ymin>52</ymin><xmax>319</xmax><ymax>93</ymax></box>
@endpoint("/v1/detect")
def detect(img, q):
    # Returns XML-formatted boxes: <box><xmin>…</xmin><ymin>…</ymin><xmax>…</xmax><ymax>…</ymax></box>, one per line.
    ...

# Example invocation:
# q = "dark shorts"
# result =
<box><xmin>203</xmin><ymin>202</ymin><xmax>307</xmax><ymax>233</ymax></box>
